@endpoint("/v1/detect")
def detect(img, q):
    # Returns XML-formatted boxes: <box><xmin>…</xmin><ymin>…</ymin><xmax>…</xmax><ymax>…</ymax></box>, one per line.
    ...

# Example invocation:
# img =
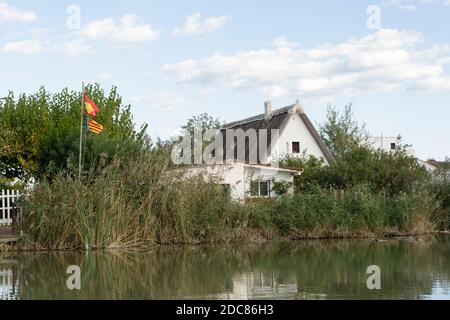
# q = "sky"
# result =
<box><xmin>0</xmin><ymin>0</ymin><xmax>449</xmax><ymax>160</ymax></box>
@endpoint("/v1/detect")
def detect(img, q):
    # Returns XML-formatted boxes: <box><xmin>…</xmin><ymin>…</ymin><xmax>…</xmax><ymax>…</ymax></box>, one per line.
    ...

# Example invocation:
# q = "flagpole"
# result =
<box><xmin>78</xmin><ymin>82</ymin><xmax>84</xmax><ymax>180</ymax></box>
<box><xmin>82</xmin><ymin>116</ymin><xmax>88</xmax><ymax>174</ymax></box>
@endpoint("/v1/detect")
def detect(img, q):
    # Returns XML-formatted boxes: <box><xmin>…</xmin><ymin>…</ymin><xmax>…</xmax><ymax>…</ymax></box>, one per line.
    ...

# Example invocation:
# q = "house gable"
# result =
<box><xmin>275</xmin><ymin>112</ymin><xmax>332</xmax><ymax>165</ymax></box>
<box><xmin>221</xmin><ymin>102</ymin><xmax>335</xmax><ymax>165</ymax></box>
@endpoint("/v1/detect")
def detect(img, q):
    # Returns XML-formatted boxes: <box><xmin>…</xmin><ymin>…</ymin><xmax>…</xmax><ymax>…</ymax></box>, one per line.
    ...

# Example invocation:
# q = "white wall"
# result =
<box><xmin>273</xmin><ymin>113</ymin><xmax>329</xmax><ymax>164</ymax></box>
<box><xmin>368</xmin><ymin>136</ymin><xmax>416</xmax><ymax>157</ymax></box>
<box><xmin>186</xmin><ymin>163</ymin><xmax>297</xmax><ymax>201</ymax></box>
<box><xmin>185</xmin><ymin>164</ymin><xmax>245</xmax><ymax>201</ymax></box>
<box><xmin>368</xmin><ymin>136</ymin><xmax>399</xmax><ymax>152</ymax></box>
<box><xmin>243</xmin><ymin>165</ymin><xmax>296</xmax><ymax>198</ymax></box>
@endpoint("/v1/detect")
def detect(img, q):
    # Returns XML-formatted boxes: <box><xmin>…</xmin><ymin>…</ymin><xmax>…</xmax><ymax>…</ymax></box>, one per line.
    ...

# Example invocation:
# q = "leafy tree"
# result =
<box><xmin>318</xmin><ymin>104</ymin><xmax>368</xmax><ymax>159</ymax></box>
<box><xmin>0</xmin><ymin>84</ymin><xmax>148</xmax><ymax>180</ymax></box>
<box><xmin>181</xmin><ymin>113</ymin><xmax>222</xmax><ymax>136</ymax></box>
<box><xmin>329</xmin><ymin>147</ymin><xmax>429</xmax><ymax>195</ymax></box>
<box><xmin>280</xmin><ymin>105</ymin><xmax>429</xmax><ymax>196</ymax></box>
<box><xmin>175</xmin><ymin>113</ymin><xmax>222</xmax><ymax>165</ymax></box>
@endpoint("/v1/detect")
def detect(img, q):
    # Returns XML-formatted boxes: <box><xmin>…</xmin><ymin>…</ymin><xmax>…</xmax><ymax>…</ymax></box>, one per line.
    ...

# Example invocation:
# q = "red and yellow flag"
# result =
<box><xmin>87</xmin><ymin>119</ymin><xmax>104</xmax><ymax>134</ymax></box>
<box><xmin>84</xmin><ymin>94</ymin><xmax>100</xmax><ymax>117</ymax></box>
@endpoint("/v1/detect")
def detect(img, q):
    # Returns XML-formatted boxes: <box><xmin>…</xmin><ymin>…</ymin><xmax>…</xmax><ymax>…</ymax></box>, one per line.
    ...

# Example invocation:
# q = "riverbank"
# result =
<box><xmin>2</xmin><ymin>195</ymin><xmax>440</xmax><ymax>252</ymax></box>
<box><xmin>1</xmin><ymin>231</ymin><xmax>444</xmax><ymax>252</ymax></box>
<box><xmin>1</xmin><ymin>152</ymin><xmax>446</xmax><ymax>252</ymax></box>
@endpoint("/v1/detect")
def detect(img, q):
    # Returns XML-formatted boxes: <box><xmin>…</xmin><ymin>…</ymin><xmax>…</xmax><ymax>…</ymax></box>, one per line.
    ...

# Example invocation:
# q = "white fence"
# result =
<box><xmin>0</xmin><ymin>189</ymin><xmax>21</xmax><ymax>226</ymax></box>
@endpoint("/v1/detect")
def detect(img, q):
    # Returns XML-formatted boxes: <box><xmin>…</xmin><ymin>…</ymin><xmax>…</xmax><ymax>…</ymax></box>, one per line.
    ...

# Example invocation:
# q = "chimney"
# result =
<box><xmin>264</xmin><ymin>100</ymin><xmax>272</xmax><ymax>120</ymax></box>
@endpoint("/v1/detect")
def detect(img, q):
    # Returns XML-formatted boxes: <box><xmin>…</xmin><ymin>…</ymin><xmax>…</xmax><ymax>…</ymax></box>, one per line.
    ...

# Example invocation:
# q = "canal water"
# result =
<box><xmin>1</xmin><ymin>236</ymin><xmax>449</xmax><ymax>300</ymax></box>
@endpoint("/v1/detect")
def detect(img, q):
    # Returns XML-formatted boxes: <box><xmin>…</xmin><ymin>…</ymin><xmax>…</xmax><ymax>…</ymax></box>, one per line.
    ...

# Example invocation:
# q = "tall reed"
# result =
<box><xmin>20</xmin><ymin>152</ymin><xmax>247</xmax><ymax>250</ymax></box>
<box><xmin>17</xmin><ymin>153</ymin><xmax>437</xmax><ymax>250</ymax></box>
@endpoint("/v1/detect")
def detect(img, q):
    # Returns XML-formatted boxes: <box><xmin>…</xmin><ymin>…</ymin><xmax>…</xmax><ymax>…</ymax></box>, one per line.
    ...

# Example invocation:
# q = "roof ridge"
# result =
<box><xmin>222</xmin><ymin>104</ymin><xmax>296</xmax><ymax>128</ymax></box>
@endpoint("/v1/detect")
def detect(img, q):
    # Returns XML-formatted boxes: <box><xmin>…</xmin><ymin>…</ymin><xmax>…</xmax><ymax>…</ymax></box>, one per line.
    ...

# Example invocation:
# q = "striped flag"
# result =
<box><xmin>87</xmin><ymin>119</ymin><xmax>104</xmax><ymax>134</ymax></box>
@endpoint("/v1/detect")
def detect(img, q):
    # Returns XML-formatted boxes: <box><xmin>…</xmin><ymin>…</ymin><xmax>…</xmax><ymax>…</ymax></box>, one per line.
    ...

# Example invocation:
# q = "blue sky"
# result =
<box><xmin>1</xmin><ymin>0</ymin><xmax>449</xmax><ymax>160</ymax></box>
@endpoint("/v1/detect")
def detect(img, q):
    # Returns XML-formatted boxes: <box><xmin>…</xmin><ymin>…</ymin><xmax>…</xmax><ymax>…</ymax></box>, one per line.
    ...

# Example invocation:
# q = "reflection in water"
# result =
<box><xmin>0</xmin><ymin>260</ymin><xmax>20</xmax><ymax>300</ymax></box>
<box><xmin>1</xmin><ymin>236</ymin><xmax>449</xmax><ymax>300</ymax></box>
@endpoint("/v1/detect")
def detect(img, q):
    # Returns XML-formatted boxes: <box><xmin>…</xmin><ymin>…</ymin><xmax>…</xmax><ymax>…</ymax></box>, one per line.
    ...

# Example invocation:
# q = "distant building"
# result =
<box><xmin>418</xmin><ymin>159</ymin><xmax>450</xmax><ymax>182</ymax></box>
<box><xmin>368</xmin><ymin>134</ymin><xmax>416</xmax><ymax>157</ymax></box>
<box><xmin>369</xmin><ymin>135</ymin><xmax>400</xmax><ymax>152</ymax></box>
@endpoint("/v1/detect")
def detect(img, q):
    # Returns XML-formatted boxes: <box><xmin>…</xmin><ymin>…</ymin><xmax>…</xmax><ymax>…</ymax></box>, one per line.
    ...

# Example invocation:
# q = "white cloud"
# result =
<box><xmin>200</xmin><ymin>88</ymin><xmax>217</xmax><ymax>95</ymax></box>
<box><xmin>172</xmin><ymin>12</ymin><xmax>229</xmax><ymax>37</ymax></box>
<box><xmin>80</xmin><ymin>14</ymin><xmax>159</xmax><ymax>44</ymax></box>
<box><xmin>0</xmin><ymin>37</ymin><xmax>97</xmax><ymax>57</ymax></box>
<box><xmin>164</xmin><ymin>29</ymin><xmax>450</xmax><ymax>99</ymax></box>
<box><xmin>382</xmin><ymin>0</ymin><xmax>450</xmax><ymax>9</ymax></box>
<box><xmin>382</xmin><ymin>1</ymin><xmax>417</xmax><ymax>10</ymax></box>
<box><xmin>1</xmin><ymin>39</ymin><xmax>43</xmax><ymax>54</ymax></box>
<box><xmin>131</xmin><ymin>91</ymin><xmax>184</xmax><ymax>112</ymax></box>
<box><xmin>62</xmin><ymin>39</ymin><xmax>95</xmax><ymax>57</ymax></box>
<box><xmin>29</xmin><ymin>28</ymin><xmax>50</xmax><ymax>35</ymax></box>
<box><xmin>0</xmin><ymin>13</ymin><xmax>159</xmax><ymax>57</ymax></box>
<box><xmin>0</xmin><ymin>3</ymin><xmax>37</xmax><ymax>23</ymax></box>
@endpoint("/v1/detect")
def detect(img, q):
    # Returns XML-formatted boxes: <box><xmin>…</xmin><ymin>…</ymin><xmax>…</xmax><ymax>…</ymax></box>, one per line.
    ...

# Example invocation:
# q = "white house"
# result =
<box><xmin>186</xmin><ymin>163</ymin><xmax>301</xmax><ymax>201</ymax></box>
<box><xmin>221</xmin><ymin>101</ymin><xmax>335</xmax><ymax>165</ymax></box>
<box><xmin>368</xmin><ymin>135</ymin><xmax>401</xmax><ymax>152</ymax></box>
<box><xmin>185</xmin><ymin>101</ymin><xmax>335</xmax><ymax>201</ymax></box>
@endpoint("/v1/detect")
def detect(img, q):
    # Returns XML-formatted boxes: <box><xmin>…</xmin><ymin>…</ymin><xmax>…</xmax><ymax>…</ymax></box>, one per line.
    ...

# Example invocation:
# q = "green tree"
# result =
<box><xmin>181</xmin><ymin>113</ymin><xmax>222</xmax><ymax>136</ymax></box>
<box><xmin>0</xmin><ymin>84</ymin><xmax>148</xmax><ymax>180</ymax></box>
<box><xmin>318</xmin><ymin>104</ymin><xmax>368</xmax><ymax>159</ymax></box>
<box><xmin>280</xmin><ymin>105</ymin><xmax>430</xmax><ymax>196</ymax></box>
<box><xmin>175</xmin><ymin>113</ymin><xmax>222</xmax><ymax>164</ymax></box>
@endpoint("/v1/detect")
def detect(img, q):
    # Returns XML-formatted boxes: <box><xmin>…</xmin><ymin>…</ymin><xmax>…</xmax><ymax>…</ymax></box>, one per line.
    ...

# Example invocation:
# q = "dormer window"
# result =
<box><xmin>292</xmin><ymin>142</ymin><xmax>300</xmax><ymax>154</ymax></box>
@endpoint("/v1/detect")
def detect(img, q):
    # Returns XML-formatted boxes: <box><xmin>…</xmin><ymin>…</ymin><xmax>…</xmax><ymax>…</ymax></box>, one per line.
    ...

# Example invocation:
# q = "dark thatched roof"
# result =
<box><xmin>221</xmin><ymin>104</ymin><xmax>335</xmax><ymax>165</ymax></box>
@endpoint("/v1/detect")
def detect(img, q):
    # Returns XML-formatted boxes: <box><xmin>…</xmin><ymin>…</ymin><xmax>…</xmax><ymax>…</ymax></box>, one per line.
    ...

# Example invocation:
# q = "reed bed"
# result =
<box><xmin>19</xmin><ymin>152</ymin><xmax>248</xmax><ymax>250</ymax></box>
<box><xmin>15</xmin><ymin>152</ymin><xmax>437</xmax><ymax>251</ymax></box>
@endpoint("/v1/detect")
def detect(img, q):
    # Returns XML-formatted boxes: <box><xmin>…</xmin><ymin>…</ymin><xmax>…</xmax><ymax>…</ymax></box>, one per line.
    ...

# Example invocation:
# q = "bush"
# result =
<box><xmin>247</xmin><ymin>185</ymin><xmax>435</xmax><ymax>239</ymax></box>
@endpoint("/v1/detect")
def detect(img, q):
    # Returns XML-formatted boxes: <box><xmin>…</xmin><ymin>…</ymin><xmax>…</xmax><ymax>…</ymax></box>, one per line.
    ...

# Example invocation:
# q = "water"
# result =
<box><xmin>1</xmin><ymin>236</ymin><xmax>449</xmax><ymax>300</ymax></box>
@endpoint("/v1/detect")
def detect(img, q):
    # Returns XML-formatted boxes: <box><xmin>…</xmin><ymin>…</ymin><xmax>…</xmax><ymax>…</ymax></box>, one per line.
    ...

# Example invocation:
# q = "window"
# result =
<box><xmin>390</xmin><ymin>143</ymin><xmax>396</xmax><ymax>150</ymax></box>
<box><xmin>250</xmin><ymin>181</ymin><xmax>271</xmax><ymax>197</ymax></box>
<box><xmin>250</xmin><ymin>181</ymin><xmax>259</xmax><ymax>197</ymax></box>
<box><xmin>292</xmin><ymin>142</ymin><xmax>300</xmax><ymax>154</ymax></box>
<box><xmin>259</xmin><ymin>181</ymin><xmax>269</xmax><ymax>197</ymax></box>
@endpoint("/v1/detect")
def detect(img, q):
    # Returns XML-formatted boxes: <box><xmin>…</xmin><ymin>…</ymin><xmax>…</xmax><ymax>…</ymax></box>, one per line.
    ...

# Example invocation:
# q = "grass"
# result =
<box><xmin>10</xmin><ymin>152</ymin><xmax>439</xmax><ymax>251</ymax></box>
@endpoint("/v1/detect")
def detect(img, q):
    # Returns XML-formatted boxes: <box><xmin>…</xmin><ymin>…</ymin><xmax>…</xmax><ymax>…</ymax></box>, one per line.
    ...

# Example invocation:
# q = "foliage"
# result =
<box><xmin>327</xmin><ymin>146</ymin><xmax>429</xmax><ymax>196</ymax></box>
<box><xmin>5</xmin><ymin>97</ymin><xmax>446</xmax><ymax>250</ymax></box>
<box><xmin>173</xmin><ymin>113</ymin><xmax>223</xmax><ymax>165</ymax></box>
<box><xmin>318</xmin><ymin>104</ymin><xmax>368</xmax><ymax>159</ymax></box>
<box><xmin>279</xmin><ymin>152</ymin><xmax>327</xmax><ymax>192</ymax></box>
<box><xmin>181</xmin><ymin>113</ymin><xmax>222</xmax><ymax>136</ymax></box>
<box><xmin>19</xmin><ymin>151</ymin><xmax>249</xmax><ymax>250</ymax></box>
<box><xmin>429</xmin><ymin>160</ymin><xmax>450</xmax><ymax>230</ymax></box>
<box><xmin>249</xmin><ymin>184</ymin><xmax>434</xmax><ymax>238</ymax></box>
<box><xmin>19</xmin><ymin>159</ymin><xmax>436</xmax><ymax>250</ymax></box>
<box><xmin>0</xmin><ymin>84</ymin><xmax>148</xmax><ymax>181</ymax></box>
<box><xmin>271</xmin><ymin>180</ymin><xmax>293</xmax><ymax>196</ymax></box>
<box><xmin>280</xmin><ymin>105</ymin><xmax>430</xmax><ymax>196</ymax></box>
